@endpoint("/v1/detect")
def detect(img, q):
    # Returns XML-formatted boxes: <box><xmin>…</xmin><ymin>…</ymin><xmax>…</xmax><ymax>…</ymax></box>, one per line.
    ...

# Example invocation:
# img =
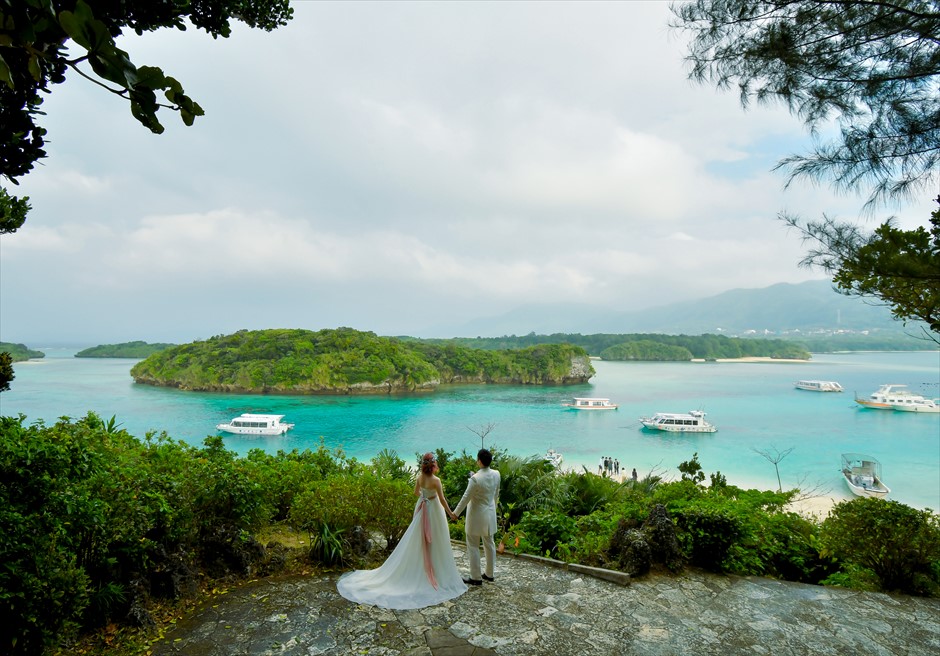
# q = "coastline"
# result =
<box><xmin>558</xmin><ymin>459</ymin><xmax>847</xmax><ymax>521</ymax></box>
<box><xmin>690</xmin><ymin>357</ymin><xmax>811</xmax><ymax>363</ymax></box>
<box><xmin>784</xmin><ymin>495</ymin><xmax>839</xmax><ymax>520</ymax></box>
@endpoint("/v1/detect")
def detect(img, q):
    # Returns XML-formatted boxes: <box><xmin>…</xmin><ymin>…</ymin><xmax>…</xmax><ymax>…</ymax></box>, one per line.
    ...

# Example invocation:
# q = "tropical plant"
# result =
<box><xmin>820</xmin><ymin>497</ymin><xmax>940</xmax><ymax>595</ymax></box>
<box><xmin>515</xmin><ymin>511</ymin><xmax>578</xmax><ymax>558</ymax></box>
<box><xmin>363</xmin><ymin>476</ymin><xmax>415</xmax><ymax>551</ymax></box>
<box><xmin>678</xmin><ymin>453</ymin><xmax>706</xmax><ymax>484</ymax></box>
<box><xmin>371</xmin><ymin>448</ymin><xmax>411</xmax><ymax>481</ymax></box>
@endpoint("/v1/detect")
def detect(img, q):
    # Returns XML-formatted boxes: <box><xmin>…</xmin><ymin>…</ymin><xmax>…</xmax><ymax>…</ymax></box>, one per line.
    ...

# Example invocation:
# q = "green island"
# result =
<box><xmin>419</xmin><ymin>333</ymin><xmax>812</xmax><ymax>360</ymax></box>
<box><xmin>75</xmin><ymin>341</ymin><xmax>176</xmax><ymax>358</ymax></box>
<box><xmin>130</xmin><ymin>327</ymin><xmax>594</xmax><ymax>393</ymax></box>
<box><xmin>2</xmin><ymin>413</ymin><xmax>937</xmax><ymax>656</ymax></box>
<box><xmin>130</xmin><ymin>328</ymin><xmax>814</xmax><ymax>395</ymax></box>
<box><xmin>0</xmin><ymin>341</ymin><xmax>45</xmax><ymax>362</ymax></box>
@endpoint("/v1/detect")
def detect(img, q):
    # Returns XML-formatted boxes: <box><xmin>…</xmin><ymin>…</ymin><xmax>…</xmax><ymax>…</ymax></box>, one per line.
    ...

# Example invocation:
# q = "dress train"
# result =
<box><xmin>336</xmin><ymin>487</ymin><xmax>467</xmax><ymax>609</ymax></box>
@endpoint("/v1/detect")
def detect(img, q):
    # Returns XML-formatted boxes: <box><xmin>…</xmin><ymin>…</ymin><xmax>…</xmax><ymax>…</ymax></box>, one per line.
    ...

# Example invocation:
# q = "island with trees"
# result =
<box><xmin>419</xmin><ymin>333</ymin><xmax>812</xmax><ymax>361</ymax></box>
<box><xmin>75</xmin><ymin>341</ymin><xmax>175</xmax><ymax>359</ymax></box>
<box><xmin>130</xmin><ymin>327</ymin><xmax>595</xmax><ymax>394</ymax></box>
<box><xmin>0</xmin><ymin>342</ymin><xmax>45</xmax><ymax>362</ymax></box>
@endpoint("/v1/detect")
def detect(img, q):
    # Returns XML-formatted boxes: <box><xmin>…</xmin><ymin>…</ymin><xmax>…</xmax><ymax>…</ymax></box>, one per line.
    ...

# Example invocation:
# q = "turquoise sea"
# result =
<box><xmin>3</xmin><ymin>349</ymin><xmax>939</xmax><ymax>512</ymax></box>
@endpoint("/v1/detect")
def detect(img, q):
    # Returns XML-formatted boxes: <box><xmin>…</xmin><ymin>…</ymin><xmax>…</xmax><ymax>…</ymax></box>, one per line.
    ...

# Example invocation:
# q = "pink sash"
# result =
<box><xmin>416</xmin><ymin>497</ymin><xmax>438</xmax><ymax>589</ymax></box>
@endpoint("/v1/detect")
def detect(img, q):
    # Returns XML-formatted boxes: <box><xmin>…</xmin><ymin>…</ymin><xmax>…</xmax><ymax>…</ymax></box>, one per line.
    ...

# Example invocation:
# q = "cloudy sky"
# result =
<box><xmin>0</xmin><ymin>1</ymin><xmax>933</xmax><ymax>346</ymax></box>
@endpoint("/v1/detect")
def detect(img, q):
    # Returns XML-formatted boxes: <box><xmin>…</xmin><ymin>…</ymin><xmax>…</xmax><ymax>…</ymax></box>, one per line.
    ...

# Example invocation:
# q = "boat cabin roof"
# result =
<box><xmin>232</xmin><ymin>414</ymin><xmax>285</xmax><ymax>421</ymax></box>
<box><xmin>650</xmin><ymin>411</ymin><xmax>707</xmax><ymax>420</ymax></box>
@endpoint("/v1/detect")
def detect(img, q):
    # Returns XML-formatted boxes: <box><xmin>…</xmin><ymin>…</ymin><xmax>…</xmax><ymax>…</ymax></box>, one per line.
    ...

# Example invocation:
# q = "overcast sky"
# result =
<box><xmin>0</xmin><ymin>1</ymin><xmax>933</xmax><ymax>346</ymax></box>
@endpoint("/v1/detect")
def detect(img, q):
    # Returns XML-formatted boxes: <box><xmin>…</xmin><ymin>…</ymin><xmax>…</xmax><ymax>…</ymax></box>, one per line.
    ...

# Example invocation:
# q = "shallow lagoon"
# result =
<box><xmin>5</xmin><ymin>349</ymin><xmax>938</xmax><ymax>511</ymax></box>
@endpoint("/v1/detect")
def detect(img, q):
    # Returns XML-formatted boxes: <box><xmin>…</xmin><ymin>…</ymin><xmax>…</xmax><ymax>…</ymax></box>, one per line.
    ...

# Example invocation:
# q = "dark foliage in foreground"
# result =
<box><xmin>1</xmin><ymin>416</ymin><xmax>936</xmax><ymax>655</ymax></box>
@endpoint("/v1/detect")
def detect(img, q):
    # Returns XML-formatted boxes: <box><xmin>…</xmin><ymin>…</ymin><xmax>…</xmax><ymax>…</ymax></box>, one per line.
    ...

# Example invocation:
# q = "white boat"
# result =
<box><xmin>795</xmin><ymin>380</ymin><xmax>843</xmax><ymax>392</ymax></box>
<box><xmin>891</xmin><ymin>397</ymin><xmax>940</xmax><ymax>413</ymax></box>
<box><xmin>640</xmin><ymin>410</ymin><xmax>717</xmax><ymax>433</ymax></box>
<box><xmin>841</xmin><ymin>453</ymin><xmax>890</xmax><ymax>498</ymax></box>
<box><xmin>563</xmin><ymin>397</ymin><xmax>618</xmax><ymax>410</ymax></box>
<box><xmin>216</xmin><ymin>413</ymin><xmax>294</xmax><ymax>435</ymax></box>
<box><xmin>855</xmin><ymin>384</ymin><xmax>940</xmax><ymax>413</ymax></box>
<box><xmin>544</xmin><ymin>449</ymin><xmax>563</xmax><ymax>468</ymax></box>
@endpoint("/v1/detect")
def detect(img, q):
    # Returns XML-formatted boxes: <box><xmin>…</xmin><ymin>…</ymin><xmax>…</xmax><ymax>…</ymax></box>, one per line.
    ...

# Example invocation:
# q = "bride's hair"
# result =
<box><xmin>419</xmin><ymin>452</ymin><xmax>436</xmax><ymax>475</ymax></box>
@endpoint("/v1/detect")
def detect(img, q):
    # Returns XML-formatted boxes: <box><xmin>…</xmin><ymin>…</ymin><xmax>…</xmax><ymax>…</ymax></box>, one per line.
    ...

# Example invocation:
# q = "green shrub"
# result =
<box><xmin>371</xmin><ymin>448</ymin><xmax>412</xmax><ymax>481</ymax></box>
<box><xmin>0</xmin><ymin>416</ymin><xmax>92</xmax><ymax>654</ymax></box>
<box><xmin>242</xmin><ymin>443</ymin><xmax>343</xmax><ymax>522</ymax></box>
<box><xmin>557</xmin><ymin>470</ymin><xmax>624</xmax><ymax>516</ymax></box>
<box><xmin>820</xmin><ymin>498</ymin><xmax>940</xmax><ymax>595</ymax></box>
<box><xmin>557</xmin><ymin>511</ymin><xmax>620</xmax><ymax>566</ymax></box>
<box><xmin>364</xmin><ymin>476</ymin><xmax>415</xmax><ymax>550</ymax></box>
<box><xmin>672</xmin><ymin>502</ymin><xmax>744</xmax><ymax>572</ymax></box>
<box><xmin>516</xmin><ymin>511</ymin><xmax>577</xmax><ymax>557</ymax></box>
<box><xmin>745</xmin><ymin>511</ymin><xmax>834</xmax><ymax>583</ymax></box>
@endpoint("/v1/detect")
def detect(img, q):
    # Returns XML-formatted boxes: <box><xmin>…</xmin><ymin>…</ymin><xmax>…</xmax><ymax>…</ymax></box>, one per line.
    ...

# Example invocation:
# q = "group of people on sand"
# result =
<box><xmin>598</xmin><ymin>455</ymin><xmax>621</xmax><ymax>476</ymax></box>
<box><xmin>337</xmin><ymin>448</ymin><xmax>500</xmax><ymax>610</ymax></box>
<box><xmin>597</xmin><ymin>456</ymin><xmax>638</xmax><ymax>482</ymax></box>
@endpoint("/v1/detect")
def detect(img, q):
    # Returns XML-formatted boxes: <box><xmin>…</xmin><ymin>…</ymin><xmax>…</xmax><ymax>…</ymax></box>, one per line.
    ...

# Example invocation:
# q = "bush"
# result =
<box><xmin>515</xmin><ymin>511</ymin><xmax>577</xmax><ymax>557</ymax></box>
<box><xmin>363</xmin><ymin>476</ymin><xmax>415</xmax><ymax>550</ymax></box>
<box><xmin>242</xmin><ymin>444</ymin><xmax>343</xmax><ymax>522</ymax></box>
<box><xmin>746</xmin><ymin>511</ymin><xmax>834</xmax><ymax>583</ymax></box>
<box><xmin>673</xmin><ymin>502</ymin><xmax>744</xmax><ymax>572</ymax></box>
<box><xmin>0</xmin><ymin>416</ymin><xmax>93</xmax><ymax>655</ymax></box>
<box><xmin>557</xmin><ymin>511</ymin><xmax>620</xmax><ymax>567</ymax></box>
<box><xmin>821</xmin><ymin>498</ymin><xmax>940</xmax><ymax>595</ymax></box>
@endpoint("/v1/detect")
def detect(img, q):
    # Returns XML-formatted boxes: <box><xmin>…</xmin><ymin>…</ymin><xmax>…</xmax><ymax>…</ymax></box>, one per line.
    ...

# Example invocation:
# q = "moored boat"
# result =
<box><xmin>640</xmin><ymin>410</ymin><xmax>717</xmax><ymax>433</ymax></box>
<box><xmin>563</xmin><ymin>397</ymin><xmax>618</xmax><ymax>410</ymax></box>
<box><xmin>545</xmin><ymin>449</ymin><xmax>563</xmax><ymax>468</ymax></box>
<box><xmin>841</xmin><ymin>453</ymin><xmax>890</xmax><ymax>498</ymax></box>
<box><xmin>217</xmin><ymin>413</ymin><xmax>294</xmax><ymax>435</ymax></box>
<box><xmin>891</xmin><ymin>397</ymin><xmax>940</xmax><ymax>413</ymax></box>
<box><xmin>855</xmin><ymin>384</ymin><xmax>940</xmax><ymax>412</ymax></box>
<box><xmin>795</xmin><ymin>380</ymin><xmax>843</xmax><ymax>392</ymax></box>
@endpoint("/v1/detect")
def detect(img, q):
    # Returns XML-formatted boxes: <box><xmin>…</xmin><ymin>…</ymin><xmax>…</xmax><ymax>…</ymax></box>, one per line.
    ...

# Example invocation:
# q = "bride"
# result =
<box><xmin>336</xmin><ymin>452</ymin><xmax>468</xmax><ymax>609</ymax></box>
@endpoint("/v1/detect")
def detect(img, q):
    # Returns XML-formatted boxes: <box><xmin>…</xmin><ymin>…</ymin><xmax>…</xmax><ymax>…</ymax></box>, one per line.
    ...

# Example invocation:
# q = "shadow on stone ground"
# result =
<box><xmin>151</xmin><ymin>543</ymin><xmax>940</xmax><ymax>656</ymax></box>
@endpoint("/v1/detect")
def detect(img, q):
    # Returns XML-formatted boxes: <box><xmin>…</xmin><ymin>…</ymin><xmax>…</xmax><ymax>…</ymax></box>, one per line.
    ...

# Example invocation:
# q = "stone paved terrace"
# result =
<box><xmin>151</xmin><ymin>543</ymin><xmax>940</xmax><ymax>656</ymax></box>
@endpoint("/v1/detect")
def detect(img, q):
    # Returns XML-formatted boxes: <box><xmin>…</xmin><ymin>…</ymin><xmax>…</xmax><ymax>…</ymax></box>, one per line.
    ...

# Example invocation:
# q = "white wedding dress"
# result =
<box><xmin>336</xmin><ymin>486</ymin><xmax>468</xmax><ymax>609</ymax></box>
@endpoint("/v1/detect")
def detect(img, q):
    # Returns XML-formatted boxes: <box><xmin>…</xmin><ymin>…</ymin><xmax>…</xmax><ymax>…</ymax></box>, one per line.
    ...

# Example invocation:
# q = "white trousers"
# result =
<box><xmin>465</xmin><ymin>532</ymin><xmax>496</xmax><ymax>580</ymax></box>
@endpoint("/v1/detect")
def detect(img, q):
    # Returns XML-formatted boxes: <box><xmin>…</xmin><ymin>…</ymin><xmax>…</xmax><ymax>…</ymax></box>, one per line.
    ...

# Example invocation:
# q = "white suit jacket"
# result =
<box><xmin>454</xmin><ymin>466</ymin><xmax>501</xmax><ymax>536</ymax></box>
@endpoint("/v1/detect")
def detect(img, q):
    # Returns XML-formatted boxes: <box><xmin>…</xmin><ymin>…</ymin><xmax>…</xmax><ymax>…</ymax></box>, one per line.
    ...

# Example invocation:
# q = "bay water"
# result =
<box><xmin>3</xmin><ymin>349</ymin><xmax>938</xmax><ymax>511</ymax></box>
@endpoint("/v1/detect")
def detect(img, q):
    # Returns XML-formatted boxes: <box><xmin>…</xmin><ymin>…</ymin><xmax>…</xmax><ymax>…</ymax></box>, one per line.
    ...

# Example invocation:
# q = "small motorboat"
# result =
<box><xmin>640</xmin><ymin>410</ymin><xmax>717</xmax><ymax>433</ymax></box>
<box><xmin>563</xmin><ymin>397</ymin><xmax>618</xmax><ymax>410</ymax></box>
<box><xmin>841</xmin><ymin>453</ymin><xmax>890</xmax><ymax>498</ymax></box>
<box><xmin>795</xmin><ymin>380</ymin><xmax>843</xmax><ymax>392</ymax></box>
<box><xmin>544</xmin><ymin>449</ymin><xmax>563</xmax><ymax>469</ymax></box>
<box><xmin>217</xmin><ymin>413</ymin><xmax>294</xmax><ymax>435</ymax></box>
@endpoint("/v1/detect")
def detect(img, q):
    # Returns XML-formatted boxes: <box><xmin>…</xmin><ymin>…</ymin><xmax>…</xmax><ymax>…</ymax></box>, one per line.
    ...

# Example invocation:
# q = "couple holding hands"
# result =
<box><xmin>337</xmin><ymin>449</ymin><xmax>501</xmax><ymax>610</ymax></box>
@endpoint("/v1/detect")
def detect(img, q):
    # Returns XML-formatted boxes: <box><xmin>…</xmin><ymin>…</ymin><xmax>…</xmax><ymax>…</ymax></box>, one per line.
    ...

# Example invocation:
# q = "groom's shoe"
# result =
<box><xmin>481</xmin><ymin>574</ymin><xmax>495</xmax><ymax>582</ymax></box>
<box><xmin>463</xmin><ymin>577</ymin><xmax>482</xmax><ymax>586</ymax></box>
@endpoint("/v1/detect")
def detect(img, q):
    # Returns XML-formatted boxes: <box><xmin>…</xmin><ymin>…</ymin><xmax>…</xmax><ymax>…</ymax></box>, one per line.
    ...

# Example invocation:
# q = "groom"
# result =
<box><xmin>452</xmin><ymin>448</ymin><xmax>501</xmax><ymax>585</ymax></box>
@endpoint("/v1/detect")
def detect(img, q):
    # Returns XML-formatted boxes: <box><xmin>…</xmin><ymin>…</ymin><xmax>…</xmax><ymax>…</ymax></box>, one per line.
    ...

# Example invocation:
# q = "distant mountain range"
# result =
<box><xmin>436</xmin><ymin>281</ymin><xmax>926</xmax><ymax>338</ymax></box>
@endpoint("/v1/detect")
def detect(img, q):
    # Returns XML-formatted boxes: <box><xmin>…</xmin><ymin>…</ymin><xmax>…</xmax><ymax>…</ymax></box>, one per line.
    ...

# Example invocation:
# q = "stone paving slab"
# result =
<box><xmin>151</xmin><ymin>545</ymin><xmax>940</xmax><ymax>656</ymax></box>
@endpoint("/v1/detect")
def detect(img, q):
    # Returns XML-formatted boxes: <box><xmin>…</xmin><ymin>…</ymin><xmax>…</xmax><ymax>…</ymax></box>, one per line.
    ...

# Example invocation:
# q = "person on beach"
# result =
<box><xmin>336</xmin><ymin>452</ymin><xmax>467</xmax><ymax>609</ymax></box>
<box><xmin>452</xmin><ymin>448</ymin><xmax>501</xmax><ymax>585</ymax></box>
<box><xmin>632</xmin><ymin>467</ymin><xmax>638</xmax><ymax>482</ymax></box>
